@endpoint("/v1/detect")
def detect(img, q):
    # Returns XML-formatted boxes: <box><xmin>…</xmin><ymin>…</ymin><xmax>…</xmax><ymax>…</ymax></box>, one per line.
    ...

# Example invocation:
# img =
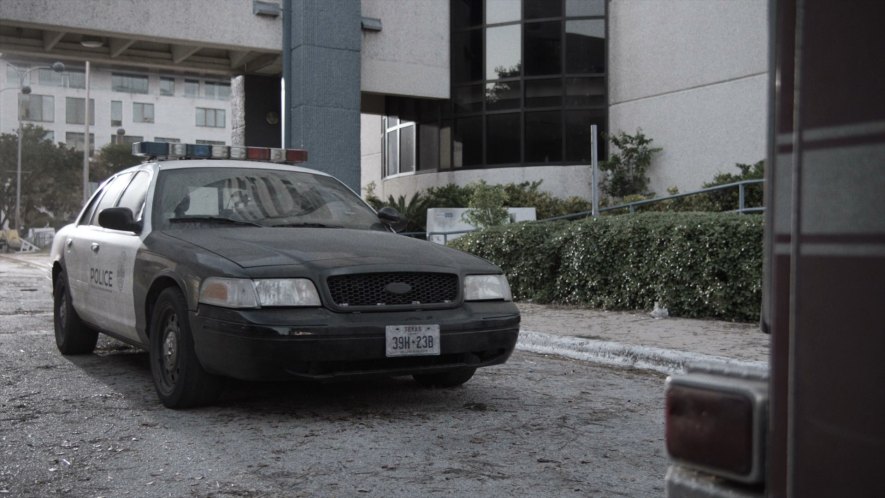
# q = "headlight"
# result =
<box><xmin>464</xmin><ymin>274</ymin><xmax>512</xmax><ymax>302</ymax></box>
<box><xmin>199</xmin><ymin>278</ymin><xmax>321</xmax><ymax>308</ymax></box>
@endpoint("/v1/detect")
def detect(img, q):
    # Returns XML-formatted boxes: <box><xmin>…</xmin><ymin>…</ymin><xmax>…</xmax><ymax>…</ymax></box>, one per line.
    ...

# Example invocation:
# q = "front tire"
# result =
<box><xmin>53</xmin><ymin>271</ymin><xmax>98</xmax><ymax>355</ymax></box>
<box><xmin>413</xmin><ymin>367</ymin><xmax>477</xmax><ymax>388</ymax></box>
<box><xmin>149</xmin><ymin>287</ymin><xmax>222</xmax><ymax>408</ymax></box>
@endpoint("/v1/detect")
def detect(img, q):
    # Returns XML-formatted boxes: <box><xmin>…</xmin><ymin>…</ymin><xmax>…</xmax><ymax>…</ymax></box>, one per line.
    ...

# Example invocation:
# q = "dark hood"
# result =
<box><xmin>163</xmin><ymin>227</ymin><xmax>498</xmax><ymax>272</ymax></box>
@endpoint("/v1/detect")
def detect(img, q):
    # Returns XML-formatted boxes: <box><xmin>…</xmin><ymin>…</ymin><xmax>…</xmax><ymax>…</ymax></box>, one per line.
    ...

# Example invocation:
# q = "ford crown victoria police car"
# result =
<box><xmin>50</xmin><ymin>142</ymin><xmax>519</xmax><ymax>408</ymax></box>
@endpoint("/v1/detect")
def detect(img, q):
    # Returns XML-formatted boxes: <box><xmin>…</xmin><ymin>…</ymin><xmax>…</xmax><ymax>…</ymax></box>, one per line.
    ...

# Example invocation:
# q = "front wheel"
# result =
<box><xmin>413</xmin><ymin>367</ymin><xmax>477</xmax><ymax>388</ymax></box>
<box><xmin>53</xmin><ymin>271</ymin><xmax>98</xmax><ymax>355</ymax></box>
<box><xmin>149</xmin><ymin>287</ymin><xmax>222</xmax><ymax>408</ymax></box>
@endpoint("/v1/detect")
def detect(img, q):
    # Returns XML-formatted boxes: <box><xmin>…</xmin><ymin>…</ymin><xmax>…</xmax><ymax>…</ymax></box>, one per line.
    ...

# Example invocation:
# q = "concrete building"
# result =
<box><xmin>1</xmin><ymin>59</ymin><xmax>232</xmax><ymax>151</ymax></box>
<box><xmin>0</xmin><ymin>0</ymin><xmax>768</xmax><ymax>203</ymax></box>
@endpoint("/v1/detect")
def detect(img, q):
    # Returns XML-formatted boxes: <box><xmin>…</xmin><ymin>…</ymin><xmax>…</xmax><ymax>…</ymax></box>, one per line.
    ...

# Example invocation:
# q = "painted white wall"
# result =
<box><xmin>608</xmin><ymin>0</ymin><xmax>768</xmax><ymax>194</ymax></box>
<box><xmin>361</xmin><ymin>0</ymin><xmax>450</xmax><ymax>99</ymax></box>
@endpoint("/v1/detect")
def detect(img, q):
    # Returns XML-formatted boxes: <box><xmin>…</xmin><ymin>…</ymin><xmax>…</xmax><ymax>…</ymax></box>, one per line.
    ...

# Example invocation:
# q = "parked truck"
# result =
<box><xmin>664</xmin><ymin>0</ymin><xmax>885</xmax><ymax>496</ymax></box>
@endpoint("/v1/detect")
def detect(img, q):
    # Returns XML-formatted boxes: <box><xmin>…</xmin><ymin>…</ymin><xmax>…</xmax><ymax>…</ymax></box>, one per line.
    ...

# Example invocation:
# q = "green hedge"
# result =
<box><xmin>450</xmin><ymin>212</ymin><xmax>763</xmax><ymax>322</ymax></box>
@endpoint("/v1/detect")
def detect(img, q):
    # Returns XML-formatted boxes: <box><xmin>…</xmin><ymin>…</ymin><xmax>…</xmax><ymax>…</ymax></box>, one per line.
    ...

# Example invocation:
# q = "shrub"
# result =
<box><xmin>462</xmin><ymin>180</ymin><xmax>509</xmax><ymax>228</ymax></box>
<box><xmin>450</xmin><ymin>212</ymin><xmax>762</xmax><ymax>321</ymax></box>
<box><xmin>599</xmin><ymin>129</ymin><xmax>662</xmax><ymax>199</ymax></box>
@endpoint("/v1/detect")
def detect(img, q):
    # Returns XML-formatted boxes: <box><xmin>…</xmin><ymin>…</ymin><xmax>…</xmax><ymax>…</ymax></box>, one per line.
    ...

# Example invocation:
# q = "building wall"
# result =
<box><xmin>608</xmin><ymin>0</ymin><xmax>768</xmax><ymax>193</ymax></box>
<box><xmin>360</xmin><ymin>0</ymin><xmax>450</xmax><ymax>99</ymax></box>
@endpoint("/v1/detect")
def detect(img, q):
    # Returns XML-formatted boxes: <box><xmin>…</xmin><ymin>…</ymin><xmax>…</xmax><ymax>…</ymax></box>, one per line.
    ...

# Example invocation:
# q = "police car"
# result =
<box><xmin>50</xmin><ymin>142</ymin><xmax>519</xmax><ymax>408</ymax></box>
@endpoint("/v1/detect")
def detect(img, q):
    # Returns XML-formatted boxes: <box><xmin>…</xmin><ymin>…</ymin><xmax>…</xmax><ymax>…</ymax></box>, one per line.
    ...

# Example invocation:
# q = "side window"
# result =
<box><xmin>89</xmin><ymin>173</ymin><xmax>133</xmax><ymax>226</ymax></box>
<box><xmin>116</xmin><ymin>171</ymin><xmax>151</xmax><ymax>220</ymax></box>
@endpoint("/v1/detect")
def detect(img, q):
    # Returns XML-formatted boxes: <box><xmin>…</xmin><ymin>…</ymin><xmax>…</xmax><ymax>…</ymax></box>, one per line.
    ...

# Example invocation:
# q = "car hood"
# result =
<box><xmin>164</xmin><ymin>227</ymin><xmax>497</xmax><ymax>272</ymax></box>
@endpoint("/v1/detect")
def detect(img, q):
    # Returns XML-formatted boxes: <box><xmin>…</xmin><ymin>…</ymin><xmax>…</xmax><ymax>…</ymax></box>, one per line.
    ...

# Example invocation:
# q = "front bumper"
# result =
<box><xmin>189</xmin><ymin>302</ymin><xmax>520</xmax><ymax>381</ymax></box>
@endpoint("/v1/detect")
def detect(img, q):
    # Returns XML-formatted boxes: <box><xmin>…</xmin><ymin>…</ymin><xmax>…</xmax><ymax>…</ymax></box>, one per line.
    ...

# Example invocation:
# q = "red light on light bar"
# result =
<box><xmin>286</xmin><ymin>149</ymin><xmax>308</xmax><ymax>163</ymax></box>
<box><xmin>246</xmin><ymin>147</ymin><xmax>270</xmax><ymax>161</ymax></box>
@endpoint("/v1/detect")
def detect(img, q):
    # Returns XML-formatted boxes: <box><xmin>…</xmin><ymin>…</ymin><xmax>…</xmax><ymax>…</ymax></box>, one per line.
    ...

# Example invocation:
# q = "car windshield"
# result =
<box><xmin>152</xmin><ymin>166</ymin><xmax>385</xmax><ymax>231</ymax></box>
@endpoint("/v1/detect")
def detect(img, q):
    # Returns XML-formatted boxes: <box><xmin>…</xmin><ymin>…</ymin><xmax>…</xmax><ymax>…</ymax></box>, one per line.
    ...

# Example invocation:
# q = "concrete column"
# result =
<box><xmin>284</xmin><ymin>0</ymin><xmax>361</xmax><ymax>191</ymax></box>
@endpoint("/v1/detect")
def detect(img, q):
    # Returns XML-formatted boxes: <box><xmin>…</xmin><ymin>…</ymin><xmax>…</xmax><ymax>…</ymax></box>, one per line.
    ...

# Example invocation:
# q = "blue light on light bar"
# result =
<box><xmin>187</xmin><ymin>144</ymin><xmax>212</xmax><ymax>158</ymax></box>
<box><xmin>132</xmin><ymin>142</ymin><xmax>169</xmax><ymax>157</ymax></box>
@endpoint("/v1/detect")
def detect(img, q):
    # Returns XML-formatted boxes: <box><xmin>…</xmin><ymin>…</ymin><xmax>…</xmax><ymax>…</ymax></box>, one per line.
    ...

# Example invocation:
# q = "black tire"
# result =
<box><xmin>149</xmin><ymin>287</ymin><xmax>222</xmax><ymax>408</ymax></box>
<box><xmin>53</xmin><ymin>271</ymin><xmax>98</xmax><ymax>355</ymax></box>
<box><xmin>413</xmin><ymin>367</ymin><xmax>477</xmax><ymax>388</ymax></box>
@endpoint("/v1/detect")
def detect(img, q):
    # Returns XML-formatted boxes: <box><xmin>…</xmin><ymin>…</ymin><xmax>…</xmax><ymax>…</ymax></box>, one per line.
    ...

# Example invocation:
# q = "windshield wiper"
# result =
<box><xmin>168</xmin><ymin>216</ymin><xmax>264</xmax><ymax>227</ymax></box>
<box><xmin>270</xmin><ymin>222</ymin><xmax>343</xmax><ymax>228</ymax></box>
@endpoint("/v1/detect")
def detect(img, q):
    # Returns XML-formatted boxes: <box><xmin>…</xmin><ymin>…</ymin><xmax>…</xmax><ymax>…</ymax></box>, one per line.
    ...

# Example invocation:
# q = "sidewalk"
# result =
<box><xmin>516</xmin><ymin>302</ymin><xmax>769</xmax><ymax>375</ymax></box>
<box><xmin>1</xmin><ymin>251</ymin><xmax>769</xmax><ymax>375</ymax></box>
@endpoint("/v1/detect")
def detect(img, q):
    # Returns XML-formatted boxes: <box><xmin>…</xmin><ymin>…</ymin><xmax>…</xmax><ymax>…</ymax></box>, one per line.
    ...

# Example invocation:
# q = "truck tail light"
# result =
<box><xmin>665</xmin><ymin>369</ymin><xmax>768</xmax><ymax>484</ymax></box>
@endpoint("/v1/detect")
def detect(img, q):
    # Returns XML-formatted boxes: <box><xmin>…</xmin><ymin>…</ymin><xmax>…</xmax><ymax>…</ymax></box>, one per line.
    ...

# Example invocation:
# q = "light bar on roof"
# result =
<box><xmin>131</xmin><ymin>142</ymin><xmax>308</xmax><ymax>164</ymax></box>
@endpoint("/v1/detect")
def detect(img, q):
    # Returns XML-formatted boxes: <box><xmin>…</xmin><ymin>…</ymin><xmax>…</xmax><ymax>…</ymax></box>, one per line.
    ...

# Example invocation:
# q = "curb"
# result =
<box><xmin>516</xmin><ymin>330</ymin><xmax>767</xmax><ymax>375</ymax></box>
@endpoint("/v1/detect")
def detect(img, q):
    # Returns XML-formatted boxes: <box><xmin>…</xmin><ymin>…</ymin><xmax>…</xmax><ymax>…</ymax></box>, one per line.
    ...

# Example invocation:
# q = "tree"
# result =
<box><xmin>462</xmin><ymin>180</ymin><xmax>510</xmax><ymax>228</ymax></box>
<box><xmin>0</xmin><ymin>124</ymin><xmax>83</xmax><ymax>231</ymax></box>
<box><xmin>599</xmin><ymin>129</ymin><xmax>662</xmax><ymax>199</ymax></box>
<box><xmin>93</xmin><ymin>142</ymin><xmax>141</xmax><ymax>182</ymax></box>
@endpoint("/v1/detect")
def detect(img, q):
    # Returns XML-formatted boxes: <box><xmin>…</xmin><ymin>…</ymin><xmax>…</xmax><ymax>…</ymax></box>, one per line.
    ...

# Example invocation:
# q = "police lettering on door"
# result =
<box><xmin>90</xmin><ymin>267</ymin><xmax>114</xmax><ymax>289</ymax></box>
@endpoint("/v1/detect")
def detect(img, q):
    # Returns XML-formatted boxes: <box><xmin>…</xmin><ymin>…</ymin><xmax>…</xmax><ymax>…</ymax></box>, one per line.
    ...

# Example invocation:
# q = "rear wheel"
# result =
<box><xmin>53</xmin><ymin>271</ymin><xmax>98</xmax><ymax>355</ymax></box>
<box><xmin>149</xmin><ymin>287</ymin><xmax>222</xmax><ymax>408</ymax></box>
<box><xmin>413</xmin><ymin>367</ymin><xmax>477</xmax><ymax>388</ymax></box>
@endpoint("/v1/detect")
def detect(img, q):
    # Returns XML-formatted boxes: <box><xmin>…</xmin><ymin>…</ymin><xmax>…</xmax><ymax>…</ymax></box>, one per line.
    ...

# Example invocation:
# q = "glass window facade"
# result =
<box><xmin>382</xmin><ymin>0</ymin><xmax>606</xmax><ymax>177</ymax></box>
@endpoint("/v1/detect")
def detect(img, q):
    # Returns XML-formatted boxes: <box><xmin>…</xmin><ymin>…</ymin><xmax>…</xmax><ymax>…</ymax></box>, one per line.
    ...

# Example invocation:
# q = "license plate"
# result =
<box><xmin>385</xmin><ymin>324</ymin><xmax>440</xmax><ymax>357</ymax></box>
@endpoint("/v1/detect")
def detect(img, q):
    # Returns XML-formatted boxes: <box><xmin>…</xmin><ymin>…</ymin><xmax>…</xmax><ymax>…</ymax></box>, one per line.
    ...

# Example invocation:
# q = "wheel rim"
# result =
<box><xmin>158</xmin><ymin>310</ymin><xmax>180</xmax><ymax>390</ymax></box>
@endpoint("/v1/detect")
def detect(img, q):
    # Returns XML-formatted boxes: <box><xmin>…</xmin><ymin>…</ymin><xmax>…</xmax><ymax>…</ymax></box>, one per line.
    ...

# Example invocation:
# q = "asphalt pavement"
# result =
<box><xmin>1</xmin><ymin>251</ymin><xmax>769</xmax><ymax>376</ymax></box>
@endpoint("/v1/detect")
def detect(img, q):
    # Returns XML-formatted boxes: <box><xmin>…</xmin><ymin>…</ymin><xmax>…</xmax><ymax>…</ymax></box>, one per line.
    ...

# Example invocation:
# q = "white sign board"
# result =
<box><xmin>426</xmin><ymin>207</ymin><xmax>537</xmax><ymax>245</ymax></box>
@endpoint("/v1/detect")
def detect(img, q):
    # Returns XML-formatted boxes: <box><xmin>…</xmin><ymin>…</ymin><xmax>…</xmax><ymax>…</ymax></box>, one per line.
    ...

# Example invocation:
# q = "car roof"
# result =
<box><xmin>119</xmin><ymin>159</ymin><xmax>334</xmax><ymax>177</ymax></box>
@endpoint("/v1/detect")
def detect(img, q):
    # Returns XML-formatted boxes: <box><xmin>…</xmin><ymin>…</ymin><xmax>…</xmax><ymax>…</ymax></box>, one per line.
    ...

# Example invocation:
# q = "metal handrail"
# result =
<box><xmin>410</xmin><ymin>179</ymin><xmax>764</xmax><ymax>243</ymax></box>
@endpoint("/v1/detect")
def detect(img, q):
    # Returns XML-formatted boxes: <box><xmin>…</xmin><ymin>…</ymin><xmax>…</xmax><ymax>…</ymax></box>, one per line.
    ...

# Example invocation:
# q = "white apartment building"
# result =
<box><xmin>1</xmin><ymin>59</ymin><xmax>231</xmax><ymax>152</ymax></box>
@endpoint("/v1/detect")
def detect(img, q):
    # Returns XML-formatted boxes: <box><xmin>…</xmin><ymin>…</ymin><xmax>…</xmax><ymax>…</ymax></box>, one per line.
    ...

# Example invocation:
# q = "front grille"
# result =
<box><xmin>326</xmin><ymin>272</ymin><xmax>459</xmax><ymax>308</ymax></box>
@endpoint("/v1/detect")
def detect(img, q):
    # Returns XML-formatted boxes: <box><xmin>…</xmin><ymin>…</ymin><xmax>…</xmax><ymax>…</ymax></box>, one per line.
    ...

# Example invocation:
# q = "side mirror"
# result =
<box><xmin>98</xmin><ymin>207</ymin><xmax>140</xmax><ymax>233</ymax></box>
<box><xmin>377</xmin><ymin>206</ymin><xmax>407</xmax><ymax>232</ymax></box>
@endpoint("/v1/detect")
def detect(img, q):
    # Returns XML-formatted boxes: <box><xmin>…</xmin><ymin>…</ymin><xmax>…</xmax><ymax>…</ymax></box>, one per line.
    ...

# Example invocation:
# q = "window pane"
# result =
<box><xmin>385</xmin><ymin>129</ymin><xmax>399</xmax><ymax>176</ymax></box>
<box><xmin>566</xmin><ymin>19</ymin><xmax>605</xmax><ymax>74</ymax></box>
<box><xmin>400</xmin><ymin>125</ymin><xmax>416</xmax><ymax>173</ymax></box>
<box><xmin>196</xmin><ymin>108</ymin><xmax>206</xmax><ymax>126</ymax></box>
<box><xmin>525</xmin><ymin>21</ymin><xmax>562</xmax><ymax>76</ymax></box>
<box><xmin>454</xmin><ymin>116</ymin><xmax>482</xmax><ymax>167</ymax></box>
<box><xmin>452</xmin><ymin>30</ymin><xmax>484</xmax><ymax>83</ymax></box>
<box><xmin>452</xmin><ymin>0</ymin><xmax>482</xmax><ymax>29</ymax></box>
<box><xmin>65</xmin><ymin>97</ymin><xmax>94</xmax><ymax>125</ymax></box>
<box><xmin>487</xmin><ymin>0</ymin><xmax>521</xmax><ymax>24</ymax></box>
<box><xmin>117</xmin><ymin>171</ymin><xmax>152</xmax><ymax>217</ymax></box>
<box><xmin>37</xmin><ymin>68</ymin><xmax>63</xmax><ymax>86</ymax></box>
<box><xmin>111</xmin><ymin>100</ymin><xmax>122</xmax><ymax>126</ymax></box>
<box><xmin>525</xmin><ymin>79</ymin><xmax>562</xmax><ymax>108</ymax></box>
<box><xmin>67</xmin><ymin>71</ymin><xmax>86</xmax><ymax>89</ymax></box>
<box><xmin>112</xmin><ymin>73</ymin><xmax>148</xmax><ymax>93</ymax></box>
<box><xmin>565</xmin><ymin>77</ymin><xmax>605</xmax><ymax>106</ymax></box>
<box><xmin>440</xmin><ymin>122</ymin><xmax>452</xmax><ymax>170</ymax></box>
<box><xmin>566</xmin><ymin>0</ymin><xmax>605</xmax><ymax>17</ymax></box>
<box><xmin>418</xmin><ymin>123</ymin><xmax>440</xmax><ymax>171</ymax></box>
<box><xmin>485</xmin><ymin>81</ymin><xmax>521</xmax><ymax>110</ymax></box>
<box><xmin>455</xmin><ymin>85</ymin><xmax>484</xmax><ymax>113</ymax></box>
<box><xmin>486</xmin><ymin>24</ymin><xmax>522</xmax><ymax>80</ymax></box>
<box><xmin>160</xmin><ymin>77</ymin><xmax>175</xmax><ymax>96</ymax></box>
<box><xmin>22</xmin><ymin>95</ymin><xmax>54</xmax><ymax>122</ymax></box>
<box><xmin>486</xmin><ymin>113</ymin><xmax>521</xmax><ymax>164</ymax></box>
<box><xmin>525</xmin><ymin>111</ymin><xmax>562</xmax><ymax>162</ymax></box>
<box><xmin>525</xmin><ymin>0</ymin><xmax>562</xmax><ymax>19</ymax></box>
<box><xmin>565</xmin><ymin>109</ymin><xmax>605</xmax><ymax>162</ymax></box>
<box><xmin>185</xmin><ymin>79</ymin><xmax>199</xmax><ymax>97</ymax></box>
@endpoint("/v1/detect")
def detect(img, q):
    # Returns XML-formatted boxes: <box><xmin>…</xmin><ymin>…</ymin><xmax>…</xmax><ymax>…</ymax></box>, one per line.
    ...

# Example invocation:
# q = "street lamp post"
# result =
<box><xmin>3</xmin><ymin>61</ymin><xmax>65</xmax><ymax>232</ymax></box>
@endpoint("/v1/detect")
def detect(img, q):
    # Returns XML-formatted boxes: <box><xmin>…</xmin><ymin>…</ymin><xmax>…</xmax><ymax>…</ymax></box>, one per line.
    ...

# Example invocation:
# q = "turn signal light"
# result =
<box><xmin>665</xmin><ymin>370</ymin><xmax>768</xmax><ymax>484</ymax></box>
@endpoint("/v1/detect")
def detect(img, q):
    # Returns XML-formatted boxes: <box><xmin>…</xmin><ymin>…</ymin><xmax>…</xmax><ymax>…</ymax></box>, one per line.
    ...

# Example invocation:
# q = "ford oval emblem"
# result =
<box><xmin>385</xmin><ymin>282</ymin><xmax>412</xmax><ymax>295</ymax></box>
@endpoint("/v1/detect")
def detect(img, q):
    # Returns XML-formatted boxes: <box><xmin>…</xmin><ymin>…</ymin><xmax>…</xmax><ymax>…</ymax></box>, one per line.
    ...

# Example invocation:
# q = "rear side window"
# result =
<box><xmin>116</xmin><ymin>171</ymin><xmax>152</xmax><ymax>220</ymax></box>
<box><xmin>87</xmin><ymin>173</ymin><xmax>133</xmax><ymax>226</ymax></box>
